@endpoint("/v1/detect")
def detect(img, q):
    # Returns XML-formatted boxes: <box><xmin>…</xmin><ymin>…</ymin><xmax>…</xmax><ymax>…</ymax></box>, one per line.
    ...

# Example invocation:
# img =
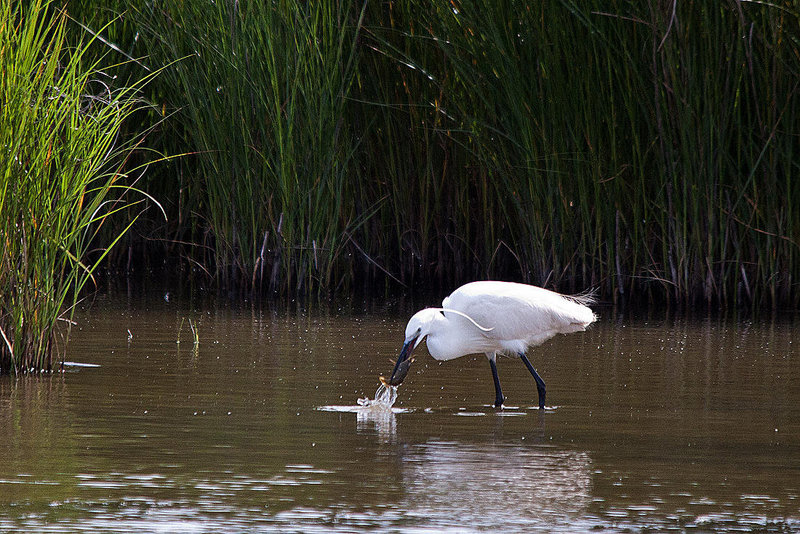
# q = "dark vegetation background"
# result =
<box><xmin>67</xmin><ymin>0</ymin><xmax>800</xmax><ymax>309</ymax></box>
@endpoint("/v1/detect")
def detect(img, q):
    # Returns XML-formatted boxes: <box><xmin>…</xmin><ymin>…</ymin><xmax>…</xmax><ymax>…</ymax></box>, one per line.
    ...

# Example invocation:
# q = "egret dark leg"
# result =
<box><xmin>519</xmin><ymin>353</ymin><xmax>546</xmax><ymax>409</ymax></box>
<box><xmin>488</xmin><ymin>355</ymin><xmax>505</xmax><ymax>408</ymax></box>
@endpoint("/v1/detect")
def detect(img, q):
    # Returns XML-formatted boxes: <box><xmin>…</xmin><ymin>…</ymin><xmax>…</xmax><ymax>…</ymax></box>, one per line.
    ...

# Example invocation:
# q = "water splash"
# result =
<box><xmin>357</xmin><ymin>383</ymin><xmax>398</xmax><ymax>410</ymax></box>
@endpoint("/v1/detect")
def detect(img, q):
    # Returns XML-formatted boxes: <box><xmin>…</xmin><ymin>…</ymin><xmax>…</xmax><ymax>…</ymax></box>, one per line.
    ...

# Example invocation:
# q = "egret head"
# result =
<box><xmin>385</xmin><ymin>308</ymin><xmax>440</xmax><ymax>386</ymax></box>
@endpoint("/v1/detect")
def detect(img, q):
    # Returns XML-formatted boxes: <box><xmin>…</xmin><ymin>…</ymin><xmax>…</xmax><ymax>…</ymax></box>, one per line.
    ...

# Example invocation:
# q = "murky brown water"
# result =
<box><xmin>1</xmin><ymin>296</ymin><xmax>799</xmax><ymax>532</ymax></box>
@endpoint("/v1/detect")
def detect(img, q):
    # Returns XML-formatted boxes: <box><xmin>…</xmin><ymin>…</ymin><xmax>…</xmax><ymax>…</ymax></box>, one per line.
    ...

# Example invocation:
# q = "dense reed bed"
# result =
<box><xmin>51</xmin><ymin>1</ymin><xmax>800</xmax><ymax>309</ymax></box>
<box><xmin>0</xmin><ymin>1</ymin><xmax>156</xmax><ymax>373</ymax></box>
<box><xmin>110</xmin><ymin>1</ymin><xmax>367</xmax><ymax>294</ymax></box>
<box><xmin>355</xmin><ymin>0</ymin><xmax>800</xmax><ymax>307</ymax></box>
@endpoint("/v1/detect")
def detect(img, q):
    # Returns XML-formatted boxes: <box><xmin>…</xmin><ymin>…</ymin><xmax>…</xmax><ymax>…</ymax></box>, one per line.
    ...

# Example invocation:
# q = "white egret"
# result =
<box><xmin>384</xmin><ymin>281</ymin><xmax>597</xmax><ymax>408</ymax></box>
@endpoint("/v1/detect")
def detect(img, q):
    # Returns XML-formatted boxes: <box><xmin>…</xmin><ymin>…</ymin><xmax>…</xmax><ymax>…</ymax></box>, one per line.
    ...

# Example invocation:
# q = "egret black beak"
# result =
<box><xmin>385</xmin><ymin>337</ymin><xmax>417</xmax><ymax>386</ymax></box>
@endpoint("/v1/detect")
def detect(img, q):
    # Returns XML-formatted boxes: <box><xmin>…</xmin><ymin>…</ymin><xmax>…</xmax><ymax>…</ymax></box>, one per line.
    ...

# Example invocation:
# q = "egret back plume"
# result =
<box><xmin>563</xmin><ymin>288</ymin><xmax>597</xmax><ymax>307</ymax></box>
<box><xmin>435</xmin><ymin>308</ymin><xmax>494</xmax><ymax>332</ymax></box>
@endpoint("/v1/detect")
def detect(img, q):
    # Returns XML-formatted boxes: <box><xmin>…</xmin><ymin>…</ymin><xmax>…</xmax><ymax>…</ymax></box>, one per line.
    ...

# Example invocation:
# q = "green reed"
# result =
<box><xmin>130</xmin><ymin>1</ymin><xmax>367</xmax><ymax>293</ymax></box>
<box><xmin>359</xmin><ymin>0</ymin><xmax>799</xmax><ymax>307</ymax></box>
<box><xmin>0</xmin><ymin>0</ymin><xmax>156</xmax><ymax>373</ymax></box>
<box><xmin>70</xmin><ymin>0</ymin><xmax>800</xmax><ymax>307</ymax></box>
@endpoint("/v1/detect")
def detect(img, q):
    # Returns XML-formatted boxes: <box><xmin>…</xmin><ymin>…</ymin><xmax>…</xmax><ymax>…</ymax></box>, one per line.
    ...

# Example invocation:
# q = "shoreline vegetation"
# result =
<box><xmin>2</xmin><ymin>1</ymin><xmax>799</xmax><ymax>371</ymax></box>
<box><xmin>1</xmin><ymin>1</ymin><xmax>160</xmax><ymax>373</ymax></box>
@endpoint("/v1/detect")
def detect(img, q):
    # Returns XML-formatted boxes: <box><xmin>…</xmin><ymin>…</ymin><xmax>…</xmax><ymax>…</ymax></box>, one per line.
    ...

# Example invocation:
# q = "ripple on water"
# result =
<box><xmin>689</xmin><ymin>512</ymin><xmax>800</xmax><ymax>531</ymax></box>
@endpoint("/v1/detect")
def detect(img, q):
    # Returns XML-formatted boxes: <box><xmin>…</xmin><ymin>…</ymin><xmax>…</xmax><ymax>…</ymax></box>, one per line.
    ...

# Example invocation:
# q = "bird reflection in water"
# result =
<box><xmin>402</xmin><ymin>441</ymin><xmax>592</xmax><ymax>529</ymax></box>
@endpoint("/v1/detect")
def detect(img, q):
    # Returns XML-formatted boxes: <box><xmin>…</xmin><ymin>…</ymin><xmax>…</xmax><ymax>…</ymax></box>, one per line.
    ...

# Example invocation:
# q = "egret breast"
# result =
<box><xmin>424</xmin><ymin>336</ymin><xmax>466</xmax><ymax>361</ymax></box>
<box><xmin>426</xmin><ymin>327</ymin><xmax>502</xmax><ymax>361</ymax></box>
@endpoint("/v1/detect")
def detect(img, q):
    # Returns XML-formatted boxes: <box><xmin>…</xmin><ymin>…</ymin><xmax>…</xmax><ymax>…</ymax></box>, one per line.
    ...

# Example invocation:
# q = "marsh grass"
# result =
<box><xmin>71</xmin><ymin>0</ymin><xmax>800</xmax><ymax>308</ymax></box>
<box><xmin>0</xmin><ymin>0</ymin><xmax>158</xmax><ymax>373</ymax></box>
<box><xmin>132</xmin><ymin>1</ymin><xmax>368</xmax><ymax>294</ymax></box>
<box><xmin>358</xmin><ymin>0</ymin><xmax>800</xmax><ymax>307</ymax></box>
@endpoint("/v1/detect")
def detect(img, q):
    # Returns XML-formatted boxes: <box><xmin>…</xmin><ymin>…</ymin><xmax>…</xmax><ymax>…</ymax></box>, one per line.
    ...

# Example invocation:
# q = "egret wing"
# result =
<box><xmin>442</xmin><ymin>281</ymin><xmax>595</xmax><ymax>348</ymax></box>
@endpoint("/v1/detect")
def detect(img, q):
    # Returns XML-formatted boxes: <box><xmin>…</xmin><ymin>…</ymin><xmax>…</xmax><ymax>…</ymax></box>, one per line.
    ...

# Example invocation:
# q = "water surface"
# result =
<box><xmin>1</xmin><ymin>298</ymin><xmax>798</xmax><ymax>532</ymax></box>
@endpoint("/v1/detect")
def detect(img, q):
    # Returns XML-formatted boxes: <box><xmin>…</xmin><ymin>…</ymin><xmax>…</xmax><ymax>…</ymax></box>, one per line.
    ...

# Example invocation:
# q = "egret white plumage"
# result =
<box><xmin>384</xmin><ymin>281</ymin><xmax>597</xmax><ymax>408</ymax></box>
